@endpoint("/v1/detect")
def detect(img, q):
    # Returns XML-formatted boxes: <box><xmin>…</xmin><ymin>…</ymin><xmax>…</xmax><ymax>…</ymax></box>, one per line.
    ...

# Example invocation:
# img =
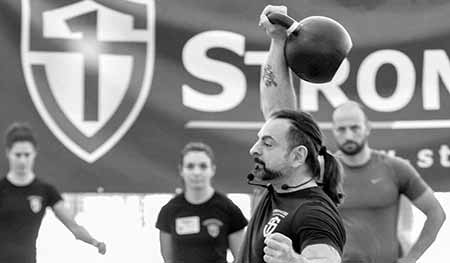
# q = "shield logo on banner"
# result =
<box><xmin>21</xmin><ymin>0</ymin><xmax>155</xmax><ymax>162</ymax></box>
<box><xmin>28</xmin><ymin>195</ymin><xmax>43</xmax><ymax>213</ymax></box>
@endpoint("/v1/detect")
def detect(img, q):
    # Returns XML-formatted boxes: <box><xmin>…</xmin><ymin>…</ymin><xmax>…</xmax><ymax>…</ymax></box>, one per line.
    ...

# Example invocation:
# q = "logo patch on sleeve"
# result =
<box><xmin>28</xmin><ymin>195</ymin><xmax>43</xmax><ymax>213</ymax></box>
<box><xmin>202</xmin><ymin>218</ymin><xmax>224</xmax><ymax>238</ymax></box>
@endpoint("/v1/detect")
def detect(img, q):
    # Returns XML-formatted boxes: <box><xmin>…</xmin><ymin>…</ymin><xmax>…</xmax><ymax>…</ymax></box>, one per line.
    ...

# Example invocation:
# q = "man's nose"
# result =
<box><xmin>249</xmin><ymin>142</ymin><xmax>260</xmax><ymax>156</ymax></box>
<box><xmin>343</xmin><ymin>129</ymin><xmax>354</xmax><ymax>140</ymax></box>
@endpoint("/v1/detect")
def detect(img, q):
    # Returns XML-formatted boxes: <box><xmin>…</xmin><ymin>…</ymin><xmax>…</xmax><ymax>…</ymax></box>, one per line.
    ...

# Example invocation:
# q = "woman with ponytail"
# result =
<box><xmin>156</xmin><ymin>142</ymin><xmax>248</xmax><ymax>263</ymax></box>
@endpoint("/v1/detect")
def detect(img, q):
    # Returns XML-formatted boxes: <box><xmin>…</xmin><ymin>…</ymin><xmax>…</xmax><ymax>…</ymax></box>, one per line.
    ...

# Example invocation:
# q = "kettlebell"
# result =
<box><xmin>267</xmin><ymin>13</ymin><xmax>352</xmax><ymax>83</ymax></box>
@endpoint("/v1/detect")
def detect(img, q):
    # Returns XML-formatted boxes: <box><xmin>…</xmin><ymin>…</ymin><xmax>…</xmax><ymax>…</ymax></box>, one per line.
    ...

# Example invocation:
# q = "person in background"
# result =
<box><xmin>332</xmin><ymin>101</ymin><xmax>445</xmax><ymax>263</ymax></box>
<box><xmin>0</xmin><ymin>122</ymin><xmax>106</xmax><ymax>263</ymax></box>
<box><xmin>156</xmin><ymin>142</ymin><xmax>248</xmax><ymax>263</ymax></box>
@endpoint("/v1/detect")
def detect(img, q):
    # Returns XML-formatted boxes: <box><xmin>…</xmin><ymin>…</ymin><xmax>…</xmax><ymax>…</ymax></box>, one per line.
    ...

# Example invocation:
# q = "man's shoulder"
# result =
<box><xmin>300</xmin><ymin>198</ymin><xmax>336</xmax><ymax>212</ymax></box>
<box><xmin>371</xmin><ymin>150</ymin><xmax>411</xmax><ymax>168</ymax></box>
<box><xmin>291</xmin><ymin>198</ymin><xmax>343</xmax><ymax>229</ymax></box>
<box><xmin>370</xmin><ymin>151</ymin><xmax>421</xmax><ymax>185</ymax></box>
<box><xmin>295</xmin><ymin>191</ymin><xmax>338</xmax><ymax>215</ymax></box>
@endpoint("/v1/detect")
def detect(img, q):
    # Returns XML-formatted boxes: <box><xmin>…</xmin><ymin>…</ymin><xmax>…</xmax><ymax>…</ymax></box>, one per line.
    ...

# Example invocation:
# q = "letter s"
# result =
<box><xmin>182</xmin><ymin>31</ymin><xmax>246</xmax><ymax>112</ymax></box>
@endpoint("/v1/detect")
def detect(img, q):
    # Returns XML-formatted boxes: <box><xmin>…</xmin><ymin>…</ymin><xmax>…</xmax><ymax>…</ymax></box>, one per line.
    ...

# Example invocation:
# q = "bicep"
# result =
<box><xmin>160</xmin><ymin>231</ymin><xmax>174</xmax><ymax>261</ymax></box>
<box><xmin>411</xmin><ymin>189</ymin><xmax>444</xmax><ymax>217</ymax></box>
<box><xmin>302</xmin><ymin>244</ymin><xmax>341</xmax><ymax>263</ymax></box>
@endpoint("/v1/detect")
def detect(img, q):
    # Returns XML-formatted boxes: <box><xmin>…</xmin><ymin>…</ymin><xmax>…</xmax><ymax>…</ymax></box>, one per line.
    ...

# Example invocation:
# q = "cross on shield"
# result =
<box><xmin>21</xmin><ymin>0</ymin><xmax>155</xmax><ymax>162</ymax></box>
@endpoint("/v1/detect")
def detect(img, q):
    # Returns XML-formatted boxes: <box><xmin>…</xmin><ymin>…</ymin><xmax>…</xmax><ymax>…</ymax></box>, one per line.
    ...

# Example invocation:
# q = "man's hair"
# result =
<box><xmin>271</xmin><ymin>110</ymin><xmax>344</xmax><ymax>205</ymax></box>
<box><xmin>4</xmin><ymin>122</ymin><xmax>37</xmax><ymax>149</ymax></box>
<box><xmin>179</xmin><ymin>142</ymin><xmax>215</xmax><ymax>166</ymax></box>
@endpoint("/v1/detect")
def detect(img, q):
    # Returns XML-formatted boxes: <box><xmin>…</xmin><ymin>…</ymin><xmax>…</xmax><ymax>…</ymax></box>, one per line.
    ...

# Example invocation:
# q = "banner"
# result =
<box><xmin>0</xmin><ymin>0</ymin><xmax>449</xmax><ymax>192</ymax></box>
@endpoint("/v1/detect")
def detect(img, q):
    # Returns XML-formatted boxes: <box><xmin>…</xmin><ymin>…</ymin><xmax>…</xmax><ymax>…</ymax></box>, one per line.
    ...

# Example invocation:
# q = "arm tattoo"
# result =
<box><xmin>262</xmin><ymin>65</ymin><xmax>278</xmax><ymax>88</ymax></box>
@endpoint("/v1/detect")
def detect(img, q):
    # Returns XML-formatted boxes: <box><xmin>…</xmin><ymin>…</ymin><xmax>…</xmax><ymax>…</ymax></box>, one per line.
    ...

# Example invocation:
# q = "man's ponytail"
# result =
<box><xmin>320</xmin><ymin>147</ymin><xmax>345</xmax><ymax>206</ymax></box>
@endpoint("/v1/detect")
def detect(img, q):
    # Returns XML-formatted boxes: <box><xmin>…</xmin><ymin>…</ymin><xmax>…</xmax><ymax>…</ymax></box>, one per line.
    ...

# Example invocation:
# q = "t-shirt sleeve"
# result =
<box><xmin>392</xmin><ymin>157</ymin><xmax>429</xmax><ymax>201</ymax></box>
<box><xmin>226</xmin><ymin>198</ymin><xmax>248</xmax><ymax>234</ymax></box>
<box><xmin>46</xmin><ymin>183</ymin><xmax>63</xmax><ymax>207</ymax></box>
<box><xmin>293</xmin><ymin>204</ymin><xmax>345</xmax><ymax>254</ymax></box>
<box><xmin>156</xmin><ymin>203</ymin><xmax>172</xmax><ymax>233</ymax></box>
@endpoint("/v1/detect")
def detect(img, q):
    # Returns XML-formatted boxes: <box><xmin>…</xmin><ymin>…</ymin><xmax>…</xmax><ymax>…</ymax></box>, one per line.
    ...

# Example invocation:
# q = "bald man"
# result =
<box><xmin>332</xmin><ymin>101</ymin><xmax>445</xmax><ymax>263</ymax></box>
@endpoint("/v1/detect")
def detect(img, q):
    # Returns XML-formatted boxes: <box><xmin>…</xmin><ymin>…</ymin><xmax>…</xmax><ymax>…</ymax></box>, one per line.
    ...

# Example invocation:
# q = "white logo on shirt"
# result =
<box><xmin>370</xmin><ymin>177</ymin><xmax>383</xmax><ymax>184</ymax></box>
<box><xmin>203</xmin><ymin>218</ymin><xmax>223</xmax><ymax>238</ymax></box>
<box><xmin>263</xmin><ymin>209</ymin><xmax>288</xmax><ymax>237</ymax></box>
<box><xmin>28</xmin><ymin>195</ymin><xmax>43</xmax><ymax>213</ymax></box>
<box><xmin>175</xmin><ymin>216</ymin><xmax>200</xmax><ymax>235</ymax></box>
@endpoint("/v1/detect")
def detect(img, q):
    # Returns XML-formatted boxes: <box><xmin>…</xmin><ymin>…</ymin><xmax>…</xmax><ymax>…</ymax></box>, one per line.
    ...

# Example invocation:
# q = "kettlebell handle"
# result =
<box><xmin>266</xmin><ymin>13</ymin><xmax>297</xmax><ymax>29</ymax></box>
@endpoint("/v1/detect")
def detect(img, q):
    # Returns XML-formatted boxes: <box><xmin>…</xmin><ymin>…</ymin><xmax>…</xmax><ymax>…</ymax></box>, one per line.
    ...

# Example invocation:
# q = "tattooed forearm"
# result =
<box><xmin>262</xmin><ymin>65</ymin><xmax>278</xmax><ymax>88</ymax></box>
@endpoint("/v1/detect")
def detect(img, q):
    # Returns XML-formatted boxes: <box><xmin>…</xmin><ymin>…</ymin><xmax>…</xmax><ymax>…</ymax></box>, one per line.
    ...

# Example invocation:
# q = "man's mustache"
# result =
<box><xmin>254</xmin><ymin>158</ymin><xmax>265</xmax><ymax>166</ymax></box>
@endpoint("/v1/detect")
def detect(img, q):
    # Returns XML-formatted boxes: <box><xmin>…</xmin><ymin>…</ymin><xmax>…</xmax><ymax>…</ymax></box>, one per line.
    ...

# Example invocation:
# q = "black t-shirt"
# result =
<box><xmin>0</xmin><ymin>177</ymin><xmax>63</xmax><ymax>263</ymax></box>
<box><xmin>156</xmin><ymin>191</ymin><xmax>248</xmax><ymax>263</ymax></box>
<box><xmin>236</xmin><ymin>186</ymin><xmax>346</xmax><ymax>263</ymax></box>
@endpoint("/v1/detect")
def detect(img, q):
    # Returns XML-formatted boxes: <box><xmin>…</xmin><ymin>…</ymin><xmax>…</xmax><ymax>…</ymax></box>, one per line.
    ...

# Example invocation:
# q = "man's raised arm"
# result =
<box><xmin>259</xmin><ymin>5</ymin><xmax>298</xmax><ymax>120</ymax></box>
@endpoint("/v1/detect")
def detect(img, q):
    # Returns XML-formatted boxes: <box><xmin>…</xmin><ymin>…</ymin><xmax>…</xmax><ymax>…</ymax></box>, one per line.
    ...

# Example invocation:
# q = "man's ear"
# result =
<box><xmin>291</xmin><ymin>145</ymin><xmax>308</xmax><ymax>168</ymax></box>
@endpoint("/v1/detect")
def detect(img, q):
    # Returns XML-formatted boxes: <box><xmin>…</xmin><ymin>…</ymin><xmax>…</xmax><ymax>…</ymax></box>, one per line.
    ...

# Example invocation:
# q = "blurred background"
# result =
<box><xmin>0</xmin><ymin>0</ymin><xmax>449</xmax><ymax>262</ymax></box>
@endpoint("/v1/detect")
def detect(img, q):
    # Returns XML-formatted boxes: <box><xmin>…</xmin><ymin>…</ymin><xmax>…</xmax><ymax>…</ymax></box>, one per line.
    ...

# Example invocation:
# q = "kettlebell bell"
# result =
<box><xmin>267</xmin><ymin>13</ymin><xmax>352</xmax><ymax>83</ymax></box>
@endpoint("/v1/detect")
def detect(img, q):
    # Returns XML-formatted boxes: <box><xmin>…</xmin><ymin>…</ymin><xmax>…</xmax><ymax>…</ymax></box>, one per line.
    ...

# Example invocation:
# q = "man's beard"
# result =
<box><xmin>251</xmin><ymin>158</ymin><xmax>284</xmax><ymax>181</ymax></box>
<box><xmin>338</xmin><ymin>139</ymin><xmax>365</xmax><ymax>156</ymax></box>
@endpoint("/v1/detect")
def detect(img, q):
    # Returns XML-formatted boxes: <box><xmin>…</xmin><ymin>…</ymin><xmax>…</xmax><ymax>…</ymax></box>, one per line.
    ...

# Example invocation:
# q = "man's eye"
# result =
<box><xmin>263</xmin><ymin>142</ymin><xmax>272</xmax><ymax>147</ymax></box>
<box><xmin>199</xmin><ymin>163</ymin><xmax>208</xmax><ymax>169</ymax></box>
<box><xmin>350</xmin><ymin>126</ymin><xmax>360</xmax><ymax>132</ymax></box>
<box><xmin>186</xmin><ymin>164</ymin><xmax>194</xmax><ymax>169</ymax></box>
